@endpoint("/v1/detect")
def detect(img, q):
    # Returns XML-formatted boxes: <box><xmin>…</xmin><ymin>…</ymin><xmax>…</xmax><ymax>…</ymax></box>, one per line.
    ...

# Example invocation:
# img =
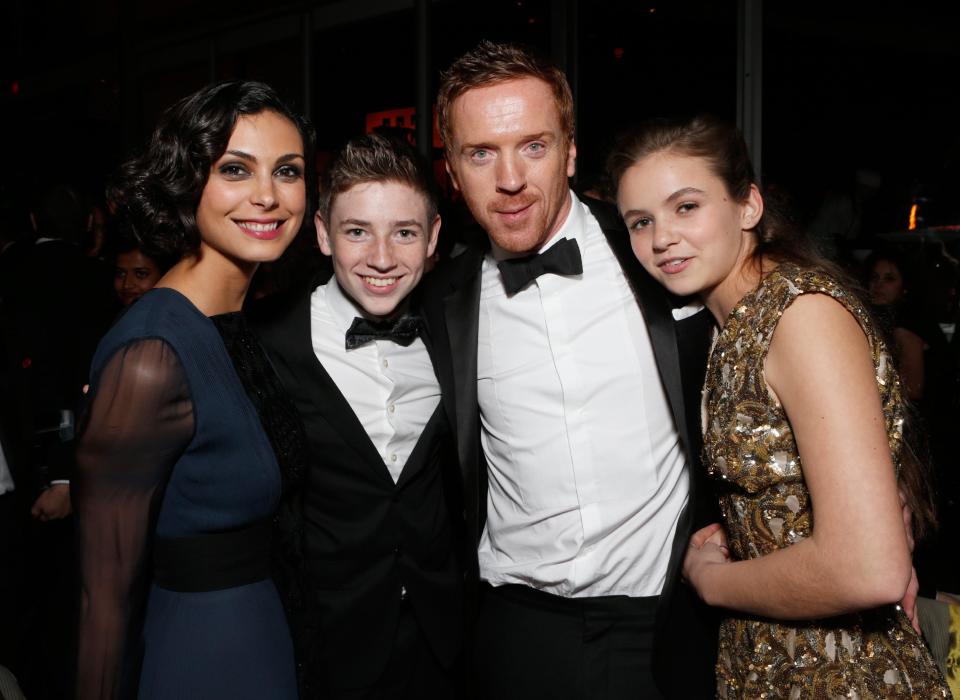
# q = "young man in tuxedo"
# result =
<box><xmin>420</xmin><ymin>41</ymin><xmax>718</xmax><ymax>699</ymax></box>
<box><xmin>250</xmin><ymin>134</ymin><xmax>463</xmax><ymax>699</ymax></box>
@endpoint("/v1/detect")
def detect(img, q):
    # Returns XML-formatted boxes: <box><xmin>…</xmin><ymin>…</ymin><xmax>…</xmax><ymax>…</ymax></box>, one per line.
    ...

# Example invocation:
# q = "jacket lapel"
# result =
<box><xmin>256</xmin><ymin>275</ymin><xmax>395</xmax><ymax>487</ymax></box>
<box><xmin>594</xmin><ymin>210</ymin><xmax>691</xmax><ymax>455</ymax></box>
<box><xmin>420</xmin><ymin>247</ymin><xmax>486</xmax><ymax>546</ymax></box>
<box><xmin>441</xmin><ymin>252</ymin><xmax>483</xmax><ymax>479</ymax></box>
<box><xmin>394</xmin><ymin>402</ymin><xmax>446</xmax><ymax>489</ymax></box>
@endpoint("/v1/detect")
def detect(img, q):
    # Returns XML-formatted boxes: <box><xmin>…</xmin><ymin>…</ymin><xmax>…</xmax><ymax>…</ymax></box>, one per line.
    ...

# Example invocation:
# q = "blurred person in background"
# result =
<box><xmin>107</xmin><ymin>233</ymin><xmax>177</xmax><ymax>308</ymax></box>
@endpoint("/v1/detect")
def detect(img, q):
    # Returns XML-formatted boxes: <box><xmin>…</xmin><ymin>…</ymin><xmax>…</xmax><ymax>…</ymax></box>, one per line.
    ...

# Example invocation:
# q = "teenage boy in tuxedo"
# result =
<box><xmin>251</xmin><ymin>134</ymin><xmax>462</xmax><ymax>699</ymax></box>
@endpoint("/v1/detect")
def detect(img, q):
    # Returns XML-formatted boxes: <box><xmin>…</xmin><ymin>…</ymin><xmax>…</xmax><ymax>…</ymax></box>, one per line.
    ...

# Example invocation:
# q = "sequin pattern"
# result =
<box><xmin>703</xmin><ymin>264</ymin><xmax>951</xmax><ymax>699</ymax></box>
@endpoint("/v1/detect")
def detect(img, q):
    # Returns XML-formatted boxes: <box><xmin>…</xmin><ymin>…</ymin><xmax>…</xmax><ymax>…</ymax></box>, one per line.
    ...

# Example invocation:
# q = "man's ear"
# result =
<box><xmin>315</xmin><ymin>210</ymin><xmax>333</xmax><ymax>256</ymax></box>
<box><xmin>445</xmin><ymin>159</ymin><xmax>462</xmax><ymax>193</ymax></box>
<box><xmin>426</xmin><ymin>214</ymin><xmax>441</xmax><ymax>259</ymax></box>
<box><xmin>741</xmin><ymin>184</ymin><xmax>764</xmax><ymax>230</ymax></box>
<box><xmin>566</xmin><ymin>140</ymin><xmax>577</xmax><ymax>178</ymax></box>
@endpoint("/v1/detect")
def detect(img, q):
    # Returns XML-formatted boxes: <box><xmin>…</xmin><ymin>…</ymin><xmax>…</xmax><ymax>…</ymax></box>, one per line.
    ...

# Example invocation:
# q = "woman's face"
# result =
<box><xmin>114</xmin><ymin>250</ymin><xmax>163</xmax><ymax>306</ymax></box>
<box><xmin>616</xmin><ymin>151</ymin><xmax>761</xmax><ymax>305</ymax></box>
<box><xmin>869</xmin><ymin>259</ymin><xmax>906</xmax><ymax>306</ymax></box>
<box><xmin>195</xmin><ymin>110</ymin><xmax>306</xmax><ymax>268</ymax></box>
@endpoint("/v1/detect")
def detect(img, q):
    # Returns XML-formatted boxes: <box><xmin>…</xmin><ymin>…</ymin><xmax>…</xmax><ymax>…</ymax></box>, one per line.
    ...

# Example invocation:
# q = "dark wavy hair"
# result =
<box><xmin>108</xmin><ymin>80</ymin><xmax>315</xmax><ymax>262</ymax></box>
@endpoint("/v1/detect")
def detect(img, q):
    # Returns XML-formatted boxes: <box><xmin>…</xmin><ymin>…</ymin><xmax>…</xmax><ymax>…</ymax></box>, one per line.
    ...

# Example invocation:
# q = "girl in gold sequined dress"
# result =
<box><xmin>608</xmin><ymin>116</ymin><xmax>950</xmax><ymax>699</ymax></box>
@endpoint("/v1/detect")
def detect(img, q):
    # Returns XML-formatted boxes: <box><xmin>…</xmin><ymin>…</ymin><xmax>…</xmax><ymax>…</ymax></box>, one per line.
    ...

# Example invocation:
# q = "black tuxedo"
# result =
<box><xmin>249</xmin><ymin>273</ymin><xmax>464</xmax><ymax>692</ymax></box>
<box><xmin>420</xmin><ymin>197</ymin><xmax>719</xmax><ymax>698</ymax></box>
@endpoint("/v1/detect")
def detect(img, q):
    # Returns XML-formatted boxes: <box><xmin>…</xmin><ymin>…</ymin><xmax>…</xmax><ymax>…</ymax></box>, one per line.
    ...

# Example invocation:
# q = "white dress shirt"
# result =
<box><xmin>0</xmin><ymin>442</ymin><xmax>14</xmax><ymax>495</ymax></box>
<box><xmin>476</xmin><ymin>191</ymin><xmax>689</xmax><ymax>598</ymax></box>
<box><xmin>311</xmin><ymin>279</ymin><xmax>440</xmax><ymax>483</ymax></box>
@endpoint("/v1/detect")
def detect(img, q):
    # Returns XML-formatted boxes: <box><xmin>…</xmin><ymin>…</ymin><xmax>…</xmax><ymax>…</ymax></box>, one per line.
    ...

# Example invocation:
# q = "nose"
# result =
<box><xmin>252</xmin><ymin>173</ymin><xmax>278</xmax><ymax>209</ymax></box>
<box><xmin>495</xmin><ymin>152</ymin><xmax>526</xmax><ymax>194</ymax></box>
<box><xmin>368</xmin><ymin>237</ymin><xmax>396</xmax><ymax>271</ymax></box>
<box><xmin>651</xmin><ymin>222</ymin><xmax>680</xmax><ymax>253</ymax></box>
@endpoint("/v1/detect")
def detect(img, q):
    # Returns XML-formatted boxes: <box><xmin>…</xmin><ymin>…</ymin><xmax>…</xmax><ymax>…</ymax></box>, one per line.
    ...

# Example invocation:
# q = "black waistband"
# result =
<box><xmin>153</xmin><ymin>520</ymin><xmax>272</xmax><ymax>592</ymax></box>
<box><xmin>482</xmin><ymin>582</ymin><xmax>659</xmax><ymax>616</ymax></box>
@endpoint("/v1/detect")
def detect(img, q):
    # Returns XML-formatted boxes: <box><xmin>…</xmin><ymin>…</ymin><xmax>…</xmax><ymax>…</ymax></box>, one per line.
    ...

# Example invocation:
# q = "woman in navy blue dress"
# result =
<box><xmin>74</xmin><ymin>81</ymin><xmax>312</xmax><ymax>699</ymax></box>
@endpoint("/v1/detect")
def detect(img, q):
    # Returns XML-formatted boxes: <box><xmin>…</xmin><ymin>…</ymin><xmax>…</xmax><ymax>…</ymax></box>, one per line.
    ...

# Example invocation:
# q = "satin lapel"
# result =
<box><xmin>260</xmin><ymin>277</ymin><xmax>394</xmax><ymax>486</ymax></box>
<box><xmin>441</xmin><ymin>253</ymin><xmax>483</xmax><ymax>478</ymax></box>
<box><xmin>394</xmin><ymin>402</ymin><xmax>445</xmax><ymax>490</ymax></box>
<box><xmin>418</xmin><ymin>307</ymin><xmax>438</xmax><ymax>377</ymax></box>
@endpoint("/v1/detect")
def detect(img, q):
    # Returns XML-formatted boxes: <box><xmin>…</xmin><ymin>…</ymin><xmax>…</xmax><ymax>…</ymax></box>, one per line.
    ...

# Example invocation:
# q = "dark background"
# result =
<box><xmin>2</xmin><ymin>0</ymin><xmax>958</xmax><ymax>238</ymax></box>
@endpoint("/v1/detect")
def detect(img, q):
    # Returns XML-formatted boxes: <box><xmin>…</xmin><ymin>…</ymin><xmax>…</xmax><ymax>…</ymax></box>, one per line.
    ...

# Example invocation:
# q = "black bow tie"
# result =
<box><xmin>345</xmin><ymin>314</ymin><xmax>422</xmax><ymax>350</ymax></box>
<box><xmin>497</xmin><ymin>237</ymin><xmax>583</xmax><ymax>295</ymax></box>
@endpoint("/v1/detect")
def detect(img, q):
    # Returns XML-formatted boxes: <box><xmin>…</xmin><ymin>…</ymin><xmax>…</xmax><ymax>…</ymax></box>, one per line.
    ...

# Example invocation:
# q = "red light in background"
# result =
<box><xmin>613</xmin><ymin>47</ymin><xmax>625</xmax><ymax>60</ymax></box>
<box><xmin>365</xmin><ymin>106</ymin><xmax>443</xmax><ymax>149</ymax></box>
<box><xmin>10</xmin><ymin>81</ymin><xmax>20</xmax><ymax>96</ymax></box>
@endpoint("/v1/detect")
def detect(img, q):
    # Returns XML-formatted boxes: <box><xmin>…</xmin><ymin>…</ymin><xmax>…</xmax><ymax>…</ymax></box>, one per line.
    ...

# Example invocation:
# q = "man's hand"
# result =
<box><xmin>684</xmin><ymin>523</ymin><xmax>731</xmax><ymax>598</ymax></box>
<box><xmin>690</xmin><ymin>522</ymin><xmax>729</xmax><ymax>552</ymax></box>
<box><xmin>31</xmin><ymin>484</ymin><xmax>72</xmax><ymax>521</ymax></box>
<box><xmin>683</xmin><ymin>541</ymin><xmax>730</xmax><ymax>604</ymax></box>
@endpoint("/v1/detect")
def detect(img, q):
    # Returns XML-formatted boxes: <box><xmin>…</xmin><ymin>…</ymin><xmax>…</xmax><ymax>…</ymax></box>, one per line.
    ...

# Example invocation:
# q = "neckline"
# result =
<box><xmin>146</xmin><ymin>286</ymin><xmax>218</xmax><ymax>322</ymax></box>
<box><xmin>715</xmin><ymin>262</ymin><xmax>796</xmax><ymax>332</ymax></box>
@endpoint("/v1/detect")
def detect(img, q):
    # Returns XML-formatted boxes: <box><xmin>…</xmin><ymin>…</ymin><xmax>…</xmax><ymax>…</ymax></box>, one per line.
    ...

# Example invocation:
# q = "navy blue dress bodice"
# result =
<box><xmin>75</xmin><ymin>288</ymin><xmax>296</xmax><ymax>699</ymax></box>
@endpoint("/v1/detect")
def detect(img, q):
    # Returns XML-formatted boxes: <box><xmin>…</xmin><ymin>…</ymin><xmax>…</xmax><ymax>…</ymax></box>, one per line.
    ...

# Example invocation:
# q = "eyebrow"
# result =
<box><xmin>223</xmin><ymin>150</ymin><xmax>305</xmax><ymax>163</ymax></box>
<box><xmin>339</xmin><ymin>218</ymin><xmax>424</xmax><ymax>228</ymax></box>
<box><xmin>666</xmin><ymin>186</ymin><xmax>706</xmax><ymax>202</ymax></box>
<box><xmin>621</xmin><ymin>187</ymin><xmax>707</xmax><ymax>220</ymax></box>
<box><xmin>459</xmin><ymin>131</ymin><xmax>554</xmax><ymax>153</ymax></box>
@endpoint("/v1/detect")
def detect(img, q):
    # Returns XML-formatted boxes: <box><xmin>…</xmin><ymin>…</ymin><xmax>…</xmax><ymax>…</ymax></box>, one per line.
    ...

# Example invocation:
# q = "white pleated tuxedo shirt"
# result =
<box><xmin>310</xmin><ymin>279</ymin><xmax>440</xmax><ymax>483</ymax></box>
<box><xmin>476</xmin><ymin>192</ymin><xmax>689</xmax><ymax>598</ymax></box>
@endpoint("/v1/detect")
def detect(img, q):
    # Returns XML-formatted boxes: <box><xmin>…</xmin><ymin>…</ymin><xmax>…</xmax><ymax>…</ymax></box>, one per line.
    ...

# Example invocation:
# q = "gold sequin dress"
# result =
<box><xmin>702</xmin><ymin>264</ymin><xmax>951</xmax><ymax>699</ymax></box>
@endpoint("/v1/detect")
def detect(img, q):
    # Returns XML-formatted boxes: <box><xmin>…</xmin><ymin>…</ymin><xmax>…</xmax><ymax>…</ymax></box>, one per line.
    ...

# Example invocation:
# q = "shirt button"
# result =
<box><xmin>382</xmin><ymin>359</ymin><xmax>389</xmax><ymax>368</ymax></box>
<box><xmin>390</xmin><ymin>453</ymin><xmax>397</xmax><ymax>462</ymax></box>
<box><xmin>388</xmin><ymin>404</ymin><xmax>396</xmax><ymax>414</ymax></box>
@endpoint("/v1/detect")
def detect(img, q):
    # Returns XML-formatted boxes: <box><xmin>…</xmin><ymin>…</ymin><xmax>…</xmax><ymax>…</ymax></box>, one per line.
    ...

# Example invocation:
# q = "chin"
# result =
<box><xmin>654</xmin><ymin>275</ymin><xmax>700</xmax><ymax>298</ymax></box>
<box><xmin>356</xmin><ymin>295</ymin><xmax>403</xmax><ymax>320</ymax></box>
<box><xmin>489</xmin><ymin>228</ymin><xmax>547</xmax><ymax>255</ymax></box>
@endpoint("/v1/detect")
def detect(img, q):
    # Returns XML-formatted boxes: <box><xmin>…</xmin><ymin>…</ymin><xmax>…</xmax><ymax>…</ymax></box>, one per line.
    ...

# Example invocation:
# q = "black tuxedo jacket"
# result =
<box><xmin>249</xmin><ymin>273</ymin><xmax>464</xmax><ymax>689</ymax></box>
<box><xmin>420</xmin><ymin>197</ymin><xmax>720</xmax><ymax>698</ymax></box>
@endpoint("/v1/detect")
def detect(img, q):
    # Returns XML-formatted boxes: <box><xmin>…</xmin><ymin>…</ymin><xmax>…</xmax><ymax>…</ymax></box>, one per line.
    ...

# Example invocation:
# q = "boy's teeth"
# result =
<box><xmin>365</xmin><ymin>277</ymin><xmax>396</xmax><ymax>287</ymax></box>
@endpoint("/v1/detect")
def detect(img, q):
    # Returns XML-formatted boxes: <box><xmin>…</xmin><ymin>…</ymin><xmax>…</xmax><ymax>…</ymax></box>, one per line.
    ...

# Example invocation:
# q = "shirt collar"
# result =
<box><xmin>323</xmin><ymin>277</ymin><xmax>364</xmax><ymax>334</ymax></box>
<box><xmin>322</xmin><ymin>276</ymin><xmax>414</xmax><ymax>333</ymax></box>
